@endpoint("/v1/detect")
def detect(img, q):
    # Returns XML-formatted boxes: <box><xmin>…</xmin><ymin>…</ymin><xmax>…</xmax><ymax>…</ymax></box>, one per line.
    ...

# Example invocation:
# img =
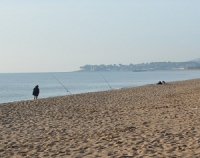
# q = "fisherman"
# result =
<box><xmin>162</xmin><ymin>81</ymin><xmax>166</xmax><ymax>84</ymax></box>
<box><xmin>157</xmin><ymin>81</ymin><xmax>162</xmax><ymax>85</ymax></box>
<box><xmin>33</xmin><ymin>85</ymin><xmax>40</xmax><ymax>100</ymax></box>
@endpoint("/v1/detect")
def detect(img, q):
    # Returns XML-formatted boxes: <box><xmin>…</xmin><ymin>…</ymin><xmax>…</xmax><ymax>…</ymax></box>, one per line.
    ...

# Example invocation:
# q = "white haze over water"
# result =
<box><xmin>0</xmin><ymin>1</ymin><xmax>200</xmax><ymax>73</ymax></box>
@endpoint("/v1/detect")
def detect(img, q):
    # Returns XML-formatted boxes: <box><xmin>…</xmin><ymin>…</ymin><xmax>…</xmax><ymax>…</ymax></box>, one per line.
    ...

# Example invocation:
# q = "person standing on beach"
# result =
<box><xmin>33</xmin><ymin>85</ymin><xmax>40</xmax><ymax>100</ymax></box>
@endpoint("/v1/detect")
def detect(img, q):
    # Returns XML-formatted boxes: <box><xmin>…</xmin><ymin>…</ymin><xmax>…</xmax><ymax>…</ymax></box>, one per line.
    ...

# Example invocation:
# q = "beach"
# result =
<box><xmin>1</xmin><ymin>79</ymin><xmax>200</xmax><ymax>158</ymax></box>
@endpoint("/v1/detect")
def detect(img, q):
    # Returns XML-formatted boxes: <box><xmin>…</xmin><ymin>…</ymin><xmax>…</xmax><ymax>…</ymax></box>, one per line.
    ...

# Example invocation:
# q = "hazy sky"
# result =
<box><xmin>1</xmin><ymin>0</ymin><xmax>200</xmax><ymax>73</ymax></box>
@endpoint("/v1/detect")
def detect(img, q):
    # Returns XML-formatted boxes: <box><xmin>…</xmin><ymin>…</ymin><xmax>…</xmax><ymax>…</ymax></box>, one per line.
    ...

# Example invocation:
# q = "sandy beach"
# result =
<box><xmin>1</xmin><ymin>79</ymin><xmax>200</xmax><ymax>157</ymax></box>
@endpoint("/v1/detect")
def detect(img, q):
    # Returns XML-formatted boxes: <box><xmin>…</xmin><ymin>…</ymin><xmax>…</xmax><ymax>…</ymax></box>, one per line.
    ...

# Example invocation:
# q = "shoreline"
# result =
<box><xmin>1</xmin><ymin>78</ymin><xmax>200</xmax><ymax>157</ymax></box>
<box><xmin>0</xmin><ymin>78</ymin><xmax>198</xmax><ymax>105</ymax></box>
<box><xmin>1</xmin><ymin>70</ymin><xmax>200</xmax><ymax>104</ymax></box>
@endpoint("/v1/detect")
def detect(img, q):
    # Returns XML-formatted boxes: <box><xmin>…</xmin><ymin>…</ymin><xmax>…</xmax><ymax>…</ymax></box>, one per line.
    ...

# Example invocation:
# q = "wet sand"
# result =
<box><xmin>1</xmin><ymin>79</ymin><xmax>200</xmax><ymax>157</ymax></box>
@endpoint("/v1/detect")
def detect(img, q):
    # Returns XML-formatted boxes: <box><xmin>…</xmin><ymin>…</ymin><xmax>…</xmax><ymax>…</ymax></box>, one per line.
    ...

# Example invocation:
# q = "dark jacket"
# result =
<box><xmin>33</xmin><ymin>86</ymin><xmax>39</xmax><ymax>96</ymax></box>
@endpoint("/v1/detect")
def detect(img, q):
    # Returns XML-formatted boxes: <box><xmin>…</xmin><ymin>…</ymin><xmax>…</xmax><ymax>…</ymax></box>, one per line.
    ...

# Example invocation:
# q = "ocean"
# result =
<box><xmin>0</xmin><ymin>70</ymin><xmax>200</xmax><ymax>103</ymax></box>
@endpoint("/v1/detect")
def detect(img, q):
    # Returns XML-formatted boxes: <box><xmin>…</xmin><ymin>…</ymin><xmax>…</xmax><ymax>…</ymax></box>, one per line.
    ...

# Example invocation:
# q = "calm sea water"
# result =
<box><xmin>0</xmin><ymin>70</ymin><xmax>200</xmax><ymax>103</ymax></box>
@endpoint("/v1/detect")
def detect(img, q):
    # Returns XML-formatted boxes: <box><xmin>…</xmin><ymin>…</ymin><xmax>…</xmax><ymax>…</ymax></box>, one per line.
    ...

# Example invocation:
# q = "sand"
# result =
<box><xmin>1</xmin><ymin>79</ymin><xmax>200</xmax><ymax>158</ymax></box>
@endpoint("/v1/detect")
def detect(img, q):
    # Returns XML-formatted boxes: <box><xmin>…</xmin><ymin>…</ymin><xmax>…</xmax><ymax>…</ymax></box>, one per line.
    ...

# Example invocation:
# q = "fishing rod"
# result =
<box><xmin>50</xmin><ymin>73</ymin><xmax>72</xmax><ymax>95</ymax></box>
<box><xmin>100</xmin><ymin>73</ymin><xmax>113</xmax><ymax>90</ymax></box>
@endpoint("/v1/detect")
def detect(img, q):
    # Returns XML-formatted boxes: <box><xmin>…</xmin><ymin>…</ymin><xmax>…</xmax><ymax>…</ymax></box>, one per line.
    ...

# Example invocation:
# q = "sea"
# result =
<box><xmin>0</xmin><ymin>70</ymin><xmax>200</xmax><ymax>103</ymax></box>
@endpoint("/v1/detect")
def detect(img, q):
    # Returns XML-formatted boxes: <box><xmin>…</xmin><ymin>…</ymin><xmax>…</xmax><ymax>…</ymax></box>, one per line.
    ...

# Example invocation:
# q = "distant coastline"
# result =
<box><xmin>79</xmin><ymin>59</ymin><xmax>200</xmax><ymax>72</ymax></box>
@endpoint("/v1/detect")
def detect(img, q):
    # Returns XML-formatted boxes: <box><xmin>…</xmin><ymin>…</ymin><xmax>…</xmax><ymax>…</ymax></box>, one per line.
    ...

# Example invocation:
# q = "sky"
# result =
<box><xmin>0</xmin><ymin>0</ymin><xmax>200</xmax><ymax>73</ymax></box>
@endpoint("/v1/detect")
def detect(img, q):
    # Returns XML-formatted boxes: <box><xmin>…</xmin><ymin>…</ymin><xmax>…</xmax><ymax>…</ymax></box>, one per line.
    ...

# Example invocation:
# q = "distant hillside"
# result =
<box><xmin>80</xmin><ymin>59</ymin><xmax>200</xmax><ymax>71</ymax></box>
<box><xmin>189</xmin><ymin>58</ymin><xmax>200</xmax><ymax>63</ymax></box>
